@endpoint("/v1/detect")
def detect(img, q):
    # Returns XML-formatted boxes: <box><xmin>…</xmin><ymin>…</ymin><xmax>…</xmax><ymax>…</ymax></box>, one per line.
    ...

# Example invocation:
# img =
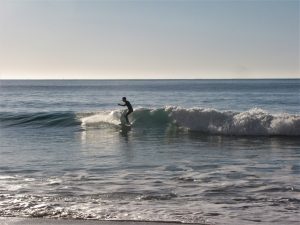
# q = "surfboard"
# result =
<box><xmin>118</xmin><ymin>123</ymin><xmax>131</xmax><ymax>134</ymax></box>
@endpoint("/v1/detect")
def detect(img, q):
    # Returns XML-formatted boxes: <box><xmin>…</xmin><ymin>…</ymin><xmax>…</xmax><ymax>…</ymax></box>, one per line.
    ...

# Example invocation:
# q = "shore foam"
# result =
<box><xmin>0</xmin><ymin>217</ymin><xmax>194</xmax><ymax>225</ymax></box>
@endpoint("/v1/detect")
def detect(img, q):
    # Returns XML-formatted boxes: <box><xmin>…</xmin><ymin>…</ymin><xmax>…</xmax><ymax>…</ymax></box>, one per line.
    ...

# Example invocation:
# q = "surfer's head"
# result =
<box><xmin>122</xmin><ymin>97</ymin><xmax>126</xmax><ymax>102</ymax></box>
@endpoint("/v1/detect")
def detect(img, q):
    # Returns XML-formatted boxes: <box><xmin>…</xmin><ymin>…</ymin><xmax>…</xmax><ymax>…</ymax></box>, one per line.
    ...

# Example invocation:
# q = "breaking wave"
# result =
<box><xmin>1</xmin><ymin>107</ymin><xmax>299</xmax><ymax>136</ymax></box>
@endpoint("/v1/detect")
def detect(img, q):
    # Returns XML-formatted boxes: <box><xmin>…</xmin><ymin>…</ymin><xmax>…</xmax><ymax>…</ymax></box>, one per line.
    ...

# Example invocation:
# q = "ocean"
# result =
<box><xmin>0</xmin><ymin>79</ymin><xmax>299</xmax><ymax>225</ymax></box>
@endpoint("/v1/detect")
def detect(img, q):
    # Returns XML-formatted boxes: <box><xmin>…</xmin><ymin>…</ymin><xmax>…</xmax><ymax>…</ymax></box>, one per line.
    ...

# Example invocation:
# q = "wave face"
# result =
<box><xmin>1</xmin><ymin>107</ymin><xmax>300</xmax><ymax>136</ymax></box>
<box><xmin>0</xmin><ymin>112</ymin><xmax>80</xmax><ymax>127</ymax></box>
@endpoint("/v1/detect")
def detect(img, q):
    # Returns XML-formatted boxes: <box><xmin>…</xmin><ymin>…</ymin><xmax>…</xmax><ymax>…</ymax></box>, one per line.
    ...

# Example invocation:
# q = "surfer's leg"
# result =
<box><xmin>125</xmin><ymin>110</ymin><xmax>132</xmax><ymax>124</ymax></box>
<box><xmin>125</xmin><ymin>112</ymin><xmax>130</xmax><ymax>124</ymax></box>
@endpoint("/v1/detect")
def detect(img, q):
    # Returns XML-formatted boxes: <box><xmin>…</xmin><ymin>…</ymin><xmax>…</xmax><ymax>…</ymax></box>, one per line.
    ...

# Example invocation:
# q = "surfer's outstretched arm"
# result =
<box><xmin>118</xmin><ymin>103</ymin><xmax>125</xmax><ymax>106</ymax></box>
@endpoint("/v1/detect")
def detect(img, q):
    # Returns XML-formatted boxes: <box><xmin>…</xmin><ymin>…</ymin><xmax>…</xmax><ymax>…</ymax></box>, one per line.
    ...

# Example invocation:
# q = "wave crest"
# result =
<box><xmin>169</xmin><ymin>107</ymin><xmax>300</xmax><ymax>136</ymax></box>
<box><xmin>1</xmin><ymin>107</ymin><xmax>299</xmax><ymax>136</ymax></box>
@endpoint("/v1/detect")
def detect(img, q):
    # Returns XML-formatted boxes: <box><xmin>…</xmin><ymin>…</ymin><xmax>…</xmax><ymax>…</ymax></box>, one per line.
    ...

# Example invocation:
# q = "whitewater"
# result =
<box><xmin>1</xmin><ymin>107</ymin><xmax>299</xmax><ymax>136</ymax></box>
<box><xmin>0</xmin><ymin>79</ymin><xmax>299</xmax><ymax>225</ymax></box>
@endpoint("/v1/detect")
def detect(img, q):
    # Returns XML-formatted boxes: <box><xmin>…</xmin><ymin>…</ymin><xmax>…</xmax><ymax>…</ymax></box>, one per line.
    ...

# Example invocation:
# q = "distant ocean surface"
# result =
<box><xmin>0</xmin><ymin>79</ymin><xmax>299</xmax><ymax>225</ymax></box>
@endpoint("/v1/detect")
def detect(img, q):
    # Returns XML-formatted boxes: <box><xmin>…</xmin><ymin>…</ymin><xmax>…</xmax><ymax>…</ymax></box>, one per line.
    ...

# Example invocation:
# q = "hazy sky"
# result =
<box><xmin>0</xmin><ymin>0</ymin><xmax>299</xmax><ymax>79</ymax></box>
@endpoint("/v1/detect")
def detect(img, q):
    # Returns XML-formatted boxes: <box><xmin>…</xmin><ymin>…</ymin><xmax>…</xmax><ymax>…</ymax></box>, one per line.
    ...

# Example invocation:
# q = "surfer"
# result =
<box><xmin>118</xmin><ymin>97</ymin><xmax>133</xmax><ymax>125</ymax></box>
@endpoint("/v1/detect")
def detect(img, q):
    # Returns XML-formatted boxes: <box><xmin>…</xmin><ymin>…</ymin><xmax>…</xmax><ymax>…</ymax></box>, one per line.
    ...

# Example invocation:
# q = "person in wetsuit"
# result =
<box><xmin>118</xmin><ymin>97</ymin><xmax>133</xmax><ymax>124</ymax></box>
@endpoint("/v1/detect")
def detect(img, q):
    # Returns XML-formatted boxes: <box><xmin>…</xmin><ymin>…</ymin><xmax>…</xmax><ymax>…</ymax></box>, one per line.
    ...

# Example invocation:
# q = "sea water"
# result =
<box><xmin>0</xmin><ymin>79</ymin><xmax>299</xmax><ymax>225</ymax></box>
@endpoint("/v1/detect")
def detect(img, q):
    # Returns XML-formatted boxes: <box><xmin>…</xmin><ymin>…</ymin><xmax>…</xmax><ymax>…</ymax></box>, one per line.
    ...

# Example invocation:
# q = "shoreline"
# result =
<box><xmin>0</xmin><ymin>217</ymin><xmax>202</xmax><ymax>225</ymax></box>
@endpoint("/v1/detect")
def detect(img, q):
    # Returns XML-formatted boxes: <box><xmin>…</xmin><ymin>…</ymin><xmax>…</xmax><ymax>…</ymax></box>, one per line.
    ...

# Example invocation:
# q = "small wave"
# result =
<box><xmin>168</xmin><ymin>107</ymin><xmax>300</xmax><ymax>136</ymax></box>
<box><xmin>80</xmin><ymin>107</ymin><xmax>300</xmax><ymax>136</ymax></box>
<box><xmin>79</xmin><ymin>108</ymin><xmax>171</xmax><ymax>129</ymax></box>
<box><xmin>1</xmin><ymin>107</ymin><xmax>299</xmax><ymax>136</ymax></box>
<box><xmin>0</xmin><ymin>112</ymin><xmax>80</xmax><ymax>127</ymax></box>
<box><xmin>138</xmin><ymin>192</ymin><xmax>177</xmax><ymax>201</ymax></box>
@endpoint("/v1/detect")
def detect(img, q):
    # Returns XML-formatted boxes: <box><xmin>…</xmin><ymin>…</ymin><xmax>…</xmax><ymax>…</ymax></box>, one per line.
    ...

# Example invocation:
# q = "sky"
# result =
<box><xmin>0</xmin><ymin>0</ymin><xmax>299</xmax><ymax>79</ymax></box>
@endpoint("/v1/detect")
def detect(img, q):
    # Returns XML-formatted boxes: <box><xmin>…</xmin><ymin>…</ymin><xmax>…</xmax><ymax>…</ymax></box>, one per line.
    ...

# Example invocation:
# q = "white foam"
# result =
<box><xmin>80</xmin><ymin>110</ymin><xmax>123</xmax><ymax>129</ymax></box>
<box><xmin>170</xmin><ymin>107</ymin><xmax>300</xmax><ymax>136</ymax></box>
<box><xmin>78</xmin><ymin>107</ymin><xmax>300</xmax><ymax>136</ymax></box>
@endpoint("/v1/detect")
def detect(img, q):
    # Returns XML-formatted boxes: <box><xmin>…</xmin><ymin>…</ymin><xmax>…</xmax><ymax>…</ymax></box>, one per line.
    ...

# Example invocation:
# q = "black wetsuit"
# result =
<box><xmin>124</xmin><ymin>100</ymin><xmax>133</xmax><ymax>124</ymax></box>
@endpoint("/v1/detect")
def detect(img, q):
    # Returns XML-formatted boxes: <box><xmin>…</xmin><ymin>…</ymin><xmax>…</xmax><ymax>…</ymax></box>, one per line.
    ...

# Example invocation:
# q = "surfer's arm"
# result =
<box><xmin>118</xmin><ymin>103</ymin><xmax>126</xmax><ymax>106</ymax></box>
